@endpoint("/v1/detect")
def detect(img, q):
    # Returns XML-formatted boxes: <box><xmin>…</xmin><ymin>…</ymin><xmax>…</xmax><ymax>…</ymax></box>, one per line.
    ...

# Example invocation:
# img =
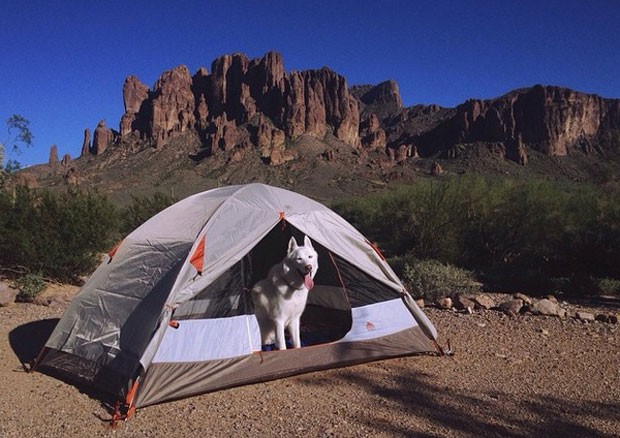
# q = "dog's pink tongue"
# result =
<box><xmin>304</xmin><ymin>273</ymin><xmax>314</xmax><ymax>290</ymax></box>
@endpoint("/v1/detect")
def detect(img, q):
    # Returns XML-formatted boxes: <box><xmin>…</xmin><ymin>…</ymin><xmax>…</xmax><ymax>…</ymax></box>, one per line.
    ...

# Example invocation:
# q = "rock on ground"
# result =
<box><xmin>0</xmin><ymin>281</ymin><xmax>18</xmax><ymax>307</ymax></box>
<box><xmin>530</xmin><ymin>298</ymin><xmax>567</xmax><ymax>317</ymax></box>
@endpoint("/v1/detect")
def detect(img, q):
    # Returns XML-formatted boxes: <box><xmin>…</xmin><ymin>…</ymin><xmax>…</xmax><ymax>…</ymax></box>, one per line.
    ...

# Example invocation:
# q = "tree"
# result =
<box><xmin>1</xmin><ymin>114</ymin><xmax>34</xmax><ymax>172</ymax></box>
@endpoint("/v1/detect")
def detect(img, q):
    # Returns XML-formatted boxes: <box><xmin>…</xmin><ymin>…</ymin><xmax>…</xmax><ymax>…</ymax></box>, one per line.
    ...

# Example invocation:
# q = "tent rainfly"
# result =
<box><xmin>34</xmin><ymin>183</ymin><xmax>439</xmax><ymax>415</ymax></box>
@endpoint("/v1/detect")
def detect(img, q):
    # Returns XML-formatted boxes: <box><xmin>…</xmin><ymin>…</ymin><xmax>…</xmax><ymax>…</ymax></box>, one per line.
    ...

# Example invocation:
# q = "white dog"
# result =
<box><xmin>251</xmin><ymin>235</ymin><xmax>318</xmax><ymax>350</ymax></box>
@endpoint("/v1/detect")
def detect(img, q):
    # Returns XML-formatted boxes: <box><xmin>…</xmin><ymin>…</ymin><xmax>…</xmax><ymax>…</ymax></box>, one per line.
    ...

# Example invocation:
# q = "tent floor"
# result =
<box><xmin>261</xmin><ymin>304</ymin><xmax>352</xmax><ymax>350</ymax></box>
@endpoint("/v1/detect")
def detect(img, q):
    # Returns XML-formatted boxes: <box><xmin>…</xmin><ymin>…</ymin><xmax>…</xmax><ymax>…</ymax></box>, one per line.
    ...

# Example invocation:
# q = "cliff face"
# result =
<box><xmin>69</xmin><ymin>51</ymin><xmax>620</xmax><ymax>171</ymax></box>
<box><xmin>117</xmin><ymin>51</ymin><xmax>361</xmax><ymax>158</ymax></box>
<box><xmin>415</xmin><ymin>85</ymin><xmax>620</xmax><ymax>162</ymax></box>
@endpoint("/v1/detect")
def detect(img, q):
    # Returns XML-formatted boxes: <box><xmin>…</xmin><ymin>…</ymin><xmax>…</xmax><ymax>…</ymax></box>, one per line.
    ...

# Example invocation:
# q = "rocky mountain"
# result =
<box><xmin>112</xmin><ymin>51</ymin><xmax>360</xmax><ymax>165</ymax></box>
<box><xmin>17</xmin><ymin>51</ymin><xmax>620</xmax><ymax>203</ymax></box>
<box><xmin>411</xmin><ymin>86</ymin><xmax>620</xmax><ymax>164</ymax></box>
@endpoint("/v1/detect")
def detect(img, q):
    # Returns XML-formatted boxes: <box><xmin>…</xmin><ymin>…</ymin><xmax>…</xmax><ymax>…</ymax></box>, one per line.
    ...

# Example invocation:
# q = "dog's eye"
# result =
<box><xmin>308</xmin><ymin>255</ymin><xmax>313</xmax><ymax>259</ymax></box>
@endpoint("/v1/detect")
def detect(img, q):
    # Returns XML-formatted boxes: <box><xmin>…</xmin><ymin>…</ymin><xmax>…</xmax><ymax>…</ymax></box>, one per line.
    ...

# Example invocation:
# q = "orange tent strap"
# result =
<box><xmin>108</xmin><ymin>380</ymin><xmax>140</xmax><ymax>427</ymax></box>
<box><xmin>190</xmin><ymin>236</ymin><xmax>206</xmax><ymax>274</ymax></box>
<box><xmin>107</xmin><ymin>240</ymin><xmax>123</xmax><ymax>262</ymax></box>
<box><xmin>279</xmin><ymin>211</ymin><xmax>286</xmax><ymax>230</ymax></box>
<box><xmin>125</xmin><ymin>379</ymin><xmax>140</xmax><ymax>408</ymax></box>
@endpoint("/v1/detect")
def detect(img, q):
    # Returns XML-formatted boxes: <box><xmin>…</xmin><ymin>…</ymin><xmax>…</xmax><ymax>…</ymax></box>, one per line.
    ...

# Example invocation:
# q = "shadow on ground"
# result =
<box><xmin>8</xmin><ymin>319</ymin><xmax>117</xmax><ymax>417</ymax></box>
<box><xmin>298</xmin><ymin>361</ymin><xmax>620</xmax><ymax>437</ymax></box>
<box><xmin>569</xmin><ymin>294</ymin><xmax>620</xmax><ymax>310</ymax></box>
<box><xmin>9</xmin><ymin>318</ymin><xmax>59</xmax><ymax>368</ymax></box>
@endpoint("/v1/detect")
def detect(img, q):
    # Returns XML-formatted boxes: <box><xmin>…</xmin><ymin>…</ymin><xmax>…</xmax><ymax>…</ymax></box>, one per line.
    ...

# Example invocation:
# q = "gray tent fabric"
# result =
<box><xmin>36</xmin><ymin>183</ymin><xmax>439</xmax><ymax>408</ymax></box>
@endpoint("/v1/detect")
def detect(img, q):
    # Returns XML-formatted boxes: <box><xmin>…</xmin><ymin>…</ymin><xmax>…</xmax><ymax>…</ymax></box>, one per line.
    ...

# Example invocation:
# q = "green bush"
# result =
<box><xmin>595</xmin><ymin>277</ymin><xmax>620</xmax><ymax>296</ymax></box>
<box><xmin>121</xmin><ymin>192</ymin><xmax>178</xmax><ymax>235</ymax></box>
<box><xmin>386</xmin><ymin>253</ymin><xmax>418</xmax><ymax>279</ymax></box>
<box><xmin>15</xmin><ymin>272</ymin><xmax>46</xmax><ymax>302</ymax></box>
<box><xmin>0</xmin><ymin>187</ymin><xmax>120</xmax><ymax>283</ymax></box>
<box><xmin>0</xmin><ymin>188</ymin><xmax>182</xmax><ymax>284</ymax></box>
<box><xmin>401</xmin><ymin>259</ymin><xmax>482</xmax><ymax>302</ymax></box>
<box><xmin>333</xmin><ymin>178</ymin><xmax>472</xmax><ymax>261</ymax></box>
<box><xmin>334</xmin><ymin>174</ymin><xmax>620</xmax><ymax>297</ymax></box>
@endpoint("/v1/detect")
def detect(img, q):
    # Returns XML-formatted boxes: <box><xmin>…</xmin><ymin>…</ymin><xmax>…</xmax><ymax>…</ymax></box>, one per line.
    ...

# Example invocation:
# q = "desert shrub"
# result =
<box><xmin>120</xmin><ymin>191</ymin><xmax>178</xmax><ymax>235</ymax></box>
<box><xmin>386</xmin><ymin>253</ymin><xmax>418</xmax><ymax>279</ymax></box>
<box><xmin>458</xmin><ymin>178</ymin><xmax>568</xmax><ymax>288</ymax></box>
<box><xmin>334</xmin><ymin>174</ymin><xmax>620</xmax><ymax>297</ymax></box>
<box><xmin>0</xmin><ymin>187</ymin><xmax>119</xmax><ymax>282</ymax></box>
<box><xmin>14</xmin><ymin>272</ymin><xmax>46</xmax><ymax>302</ymax></box>
<box><xmin>557</xmin><ymin>184</ymin><xmax>620</xmax><ymax>281</ymax></box>
<box><xmin>594</xmin><ymin>277</ymin><xmax>620</xmax><ymax>296</ymax></box>
<box><xmin>401</xmin><ymin>259</ymin><xmax>482</xmax><ymax>302</ymax></box>
<box><xmin>333</xmin><ymin>177</ymin><xmax>473</xmax><ymax>260</ymax></box>
<box><xmin>0</xmin><ymin>186</ymin><xmax>39</xmax><ymax>267</ymax></box>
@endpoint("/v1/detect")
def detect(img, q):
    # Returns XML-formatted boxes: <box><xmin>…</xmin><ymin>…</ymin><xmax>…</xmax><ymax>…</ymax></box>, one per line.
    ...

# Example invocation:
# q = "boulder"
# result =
<box><xmin>545</xmin><ymin>295</ymin><xmax>558</xmax><ymax>303</ymax></box>
<box><xmin>594</xmin><ymin>314</ymin><xmax>609</xmax><ymax>323</ymax></box>
<box><xmin>196</xmin><ymin>94</ymin><xmax>209</xmax><ymax>130</ymax></box>
<box><xmin>453</xmin><ymin>295</ymin><xmax>476</xmax><ymax>312</ymax></box>
<box><xmin>333</xmin><ymin>93</ymin><xmax>360</xmax><ymax>147</ymax></box>
<box><xmin>0</xmin><ymin>281</ymin><xmax>18</xmax><ymax>307</ymax></box>
<box><xmin>498</xmin><ymin>299</ymin><xmax>523</xmax><ymax>315</ymax></box>
<box><xmin>512</xmin><ymin>293</ymin><xmax>533</xmax><ymax>306</ymax></box>
<box><xmin>438</xmin><ymin>297</ymin><xmax>453</xmax><ymax>310</ymax></box>
<box><xmin>594</xmin><ymin>313</ymin><xmax>618</xmax><ymax>324</ymax></box>
<box><xmin>575</xmin><ymin>311</ymin><xmax>596</xmax><ymax>322</ymax></box>
<box><xmin>472</xmin><ymin>294</ymin><xmax>496</xmax><ymax>310</ymax></box>
<box><xmin>512</xmin><ymin>134</ymin><xmax>528</xmax><ymax>165</ymax></box>
<box><xmin>529</xmin><ymin>298</ymin><xmax>566</xmax><ymax>318</ymax></box>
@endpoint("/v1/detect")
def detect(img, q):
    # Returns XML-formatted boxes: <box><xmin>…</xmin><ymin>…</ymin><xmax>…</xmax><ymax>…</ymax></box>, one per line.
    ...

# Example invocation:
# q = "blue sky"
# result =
<box><xmin>2</xmin><ymin>0</ymin><xmax>619</xmax><ymax>167</ymax></box>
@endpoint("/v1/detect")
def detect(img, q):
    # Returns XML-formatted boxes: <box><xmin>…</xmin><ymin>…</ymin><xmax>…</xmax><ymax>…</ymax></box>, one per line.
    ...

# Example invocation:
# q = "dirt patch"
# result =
<box><xmin>1</xmin><ymin>290</ymin><xmax>618</xmax><ymax>437</ymax></box>
<box><xmin>36</xmin><ymin>283</ymin><xmax>80</xmax><ymax>301</ymax></box>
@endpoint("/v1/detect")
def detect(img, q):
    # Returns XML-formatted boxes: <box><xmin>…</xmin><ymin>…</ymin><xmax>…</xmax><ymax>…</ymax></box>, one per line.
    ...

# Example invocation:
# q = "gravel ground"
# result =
<box><xmin>1</xmin><ymin>289</ymin><xmax>619</xmax><ymax>438</ymax></box>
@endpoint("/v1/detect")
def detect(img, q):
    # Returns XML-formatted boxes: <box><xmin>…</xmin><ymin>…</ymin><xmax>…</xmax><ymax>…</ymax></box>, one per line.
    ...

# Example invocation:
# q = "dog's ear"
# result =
<box><xmin>288</xmin><ymin>236</ymin><xmax>298</xmax><ymax>253</ymax></box>
<box><xmin>303</xmin><ymin>235</ymin><xmax>314</xmax><ymax>249</ymax></box>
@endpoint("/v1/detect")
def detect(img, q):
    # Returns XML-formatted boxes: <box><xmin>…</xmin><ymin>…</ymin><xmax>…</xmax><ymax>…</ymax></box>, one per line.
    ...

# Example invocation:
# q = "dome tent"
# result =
<box><xmin>34</xmin><ymin>183</ymin><xmax>439</xmax><ymax>414</ymax></box>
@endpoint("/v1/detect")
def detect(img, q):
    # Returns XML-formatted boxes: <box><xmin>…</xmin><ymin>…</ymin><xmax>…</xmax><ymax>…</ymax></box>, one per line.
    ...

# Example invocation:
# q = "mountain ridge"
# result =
<box><xmin>16</xmin><ymin>51</ymin><xmax>620</xmax><ymax>203</ymax></box>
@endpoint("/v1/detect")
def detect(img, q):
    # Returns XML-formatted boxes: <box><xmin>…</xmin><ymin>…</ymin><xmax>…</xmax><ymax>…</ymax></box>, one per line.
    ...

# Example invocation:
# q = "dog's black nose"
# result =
<box><xmin>305</xmin><ymin>264</ymin><xmax>313</xmax><ymax>272</ymax></box>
